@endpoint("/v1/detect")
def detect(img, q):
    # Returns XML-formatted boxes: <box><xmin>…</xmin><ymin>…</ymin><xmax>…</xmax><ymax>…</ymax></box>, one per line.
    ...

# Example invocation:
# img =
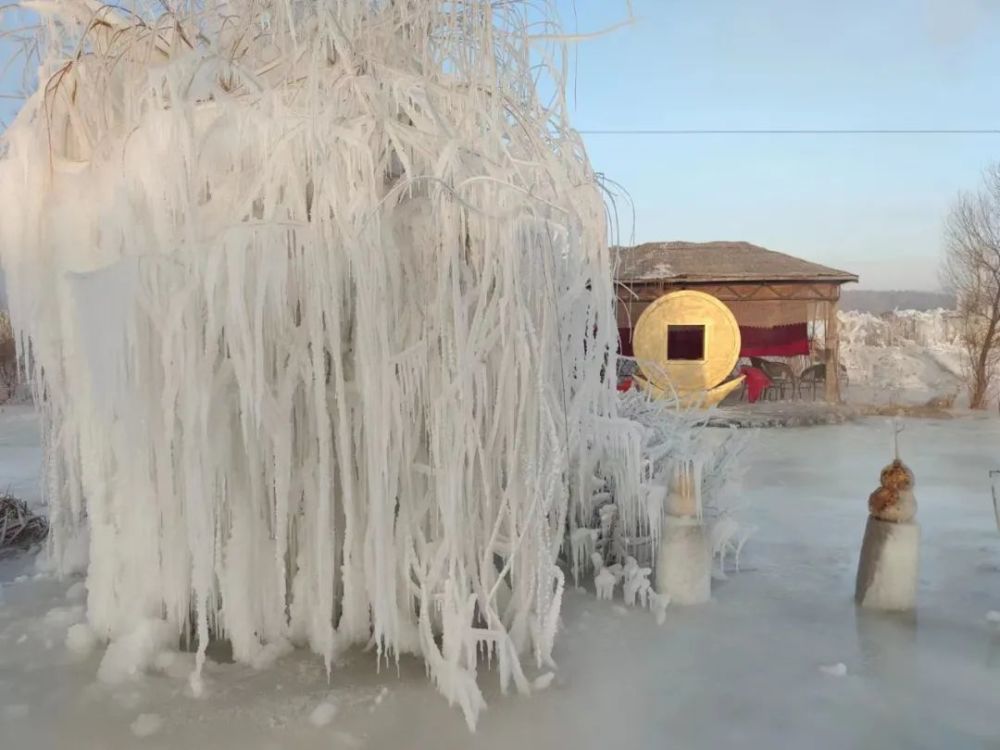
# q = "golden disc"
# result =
<box><xmin>632</xmin><ymin>290</ymin><xmax>742</xmax><ymax>394</ymax></box>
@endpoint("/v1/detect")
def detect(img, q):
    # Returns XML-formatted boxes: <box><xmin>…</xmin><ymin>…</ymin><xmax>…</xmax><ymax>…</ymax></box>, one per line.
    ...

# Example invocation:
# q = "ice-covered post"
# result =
<box><xmin>655</xmin><ymin>460</ymin><xmax>711</xmax><ymax>605</ymax></box>
<box><xmin>855</xmin><ymin>421</ymin><xmax>919</xmax><ymax>611</ymax></box>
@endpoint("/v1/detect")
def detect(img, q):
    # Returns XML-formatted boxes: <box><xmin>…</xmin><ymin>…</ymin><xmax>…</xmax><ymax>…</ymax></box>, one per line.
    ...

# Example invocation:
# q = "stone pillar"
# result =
<box><xmin>656</xmin><ymin>461</ymin><xmax>711</xmax><ymax>605</ymax></box>
<box><xmin>855</xmin><ymin>456</ymin><xmax>919</xmax><ymax>611</ymax></box>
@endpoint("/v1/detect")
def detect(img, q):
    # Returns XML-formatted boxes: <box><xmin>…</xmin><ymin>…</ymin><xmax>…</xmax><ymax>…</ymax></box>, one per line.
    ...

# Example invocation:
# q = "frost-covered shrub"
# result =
<box><xmin>0</xmin><ymin>0</ymin><xmax>636</xmax><ymax>729</ymax></box>
<box><xmin>570</xmin><ymin>389</ymin><xmax>751</xmax><ymax>584</ymax></box>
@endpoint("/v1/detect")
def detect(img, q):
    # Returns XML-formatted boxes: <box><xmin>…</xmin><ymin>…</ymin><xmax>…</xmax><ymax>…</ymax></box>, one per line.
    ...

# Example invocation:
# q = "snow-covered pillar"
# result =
<box><xmin>855</xmin><ymin>439</ymin><xmax>919</xmax><ymax>611</ymax></box>
<box><xmin>655</xmin><ymin>461</ymin><xmax>711</xmax><ymax>605</ymax></box>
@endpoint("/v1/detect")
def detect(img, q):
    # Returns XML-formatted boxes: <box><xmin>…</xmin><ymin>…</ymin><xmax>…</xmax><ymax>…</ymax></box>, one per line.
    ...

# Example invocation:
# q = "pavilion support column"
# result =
<box><xmin>825</xmin><ymin>299</ymin><xmax>841</xmax><ymax>402</ymax></box>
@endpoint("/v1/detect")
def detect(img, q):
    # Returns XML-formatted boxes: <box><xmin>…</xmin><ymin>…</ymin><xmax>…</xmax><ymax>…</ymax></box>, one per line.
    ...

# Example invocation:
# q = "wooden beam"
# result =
<box><xmin>825</xmin><ymin>299</ymin><xmax>841</xmax><ymax>402</ymax></box>
<box><xmin>619</xmin><ymin>281</ymin><xmax>844</xmax><ymax>303</ymax></box>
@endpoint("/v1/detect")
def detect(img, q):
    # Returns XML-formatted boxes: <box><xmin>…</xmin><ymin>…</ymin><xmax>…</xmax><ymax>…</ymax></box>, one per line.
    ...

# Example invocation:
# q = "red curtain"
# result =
<box><xmin>739</xmin><ymin>323</ymin><xmax>810</xmax><ymax>358</ymax></box>
<box><xmin>618</xmin><ymin>327</ymin><xmax>634</xmax><ymax>356</ymax></box>
<box><xmin>619</xmin><ymin>323</ymin><xmax>810</xmax><ymax>358</ymax></box>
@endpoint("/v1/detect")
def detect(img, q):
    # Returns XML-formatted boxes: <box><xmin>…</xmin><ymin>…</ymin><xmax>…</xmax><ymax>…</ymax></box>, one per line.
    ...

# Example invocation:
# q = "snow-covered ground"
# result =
<box><xmin>2</xmin><ymin>408</ymin><xmax>1000</xmax><ymax>749</ymax></box>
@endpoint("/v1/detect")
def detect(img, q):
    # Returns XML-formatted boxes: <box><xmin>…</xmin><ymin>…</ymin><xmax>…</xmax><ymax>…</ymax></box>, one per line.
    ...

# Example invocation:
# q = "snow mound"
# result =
<box><xmin>308</xmin><ymin>701</ymin><xmax>339</xmax><ymax>728</ymax></box>
<box><xmin>97</xmin><ymin>620</ymin><xmax>176</xmax><ymax>684</ymax></box>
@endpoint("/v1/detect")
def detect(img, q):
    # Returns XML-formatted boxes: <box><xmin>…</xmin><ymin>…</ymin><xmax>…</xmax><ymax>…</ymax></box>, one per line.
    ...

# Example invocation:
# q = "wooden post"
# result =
<box><xmin>825</xmin><ymin>297</ymin><xmax>840</xmax><ymax>402</ymax></box>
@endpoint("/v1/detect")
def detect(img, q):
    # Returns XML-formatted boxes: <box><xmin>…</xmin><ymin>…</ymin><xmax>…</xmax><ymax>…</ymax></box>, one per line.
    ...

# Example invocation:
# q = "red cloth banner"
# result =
<box><xmin>738</xmin><ymin>323</ymin><xmax>810</xmax><ymax>358</ymax></box>
<box><xmin>618</xmin><ymin>327</ymin><xmax>634</xmax><ymax>356</ymax></box>
<box><xmin>619</xmin><ymin>324</ymin><xmax>809</xmax><ymax>358</ymax></box>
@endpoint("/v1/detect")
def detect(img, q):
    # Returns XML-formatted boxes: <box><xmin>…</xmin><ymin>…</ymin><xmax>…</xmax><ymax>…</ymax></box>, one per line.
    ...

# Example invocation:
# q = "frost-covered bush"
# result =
<box><xmin>0</xmin><ymin>0</ymin><xmax>639</xmax><ymax>729</ymax></box>
<box><xmin>570</xmin><ymin>389</ymin><xmax>751</xmax><ymax>585</ymax></box>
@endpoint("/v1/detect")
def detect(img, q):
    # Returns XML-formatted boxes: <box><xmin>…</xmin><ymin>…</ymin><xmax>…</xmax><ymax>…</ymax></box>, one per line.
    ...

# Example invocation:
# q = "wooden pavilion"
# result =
<box><xmin>614</xmin><ymin>241</ymin><xmax>859</xmax><ymax>402</ymax></box>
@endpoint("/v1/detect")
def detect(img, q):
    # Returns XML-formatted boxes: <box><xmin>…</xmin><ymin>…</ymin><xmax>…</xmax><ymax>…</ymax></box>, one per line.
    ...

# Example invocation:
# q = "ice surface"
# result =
<box><xmin>3</xmin><ymin>704</ymin><xmax>29</xmax><ymax>719</ymax></box>
<box><xmin>819</xmin><ymin>663</ymin><xmax>848</xmax><ymax>677</ymax></box>
<box><xmin>1</xmin><ymin>398</ymin><xmax>1000</xmax><ymax>749</ymax></box>
<box><xmin>64</xmin><ymin>581</ymin><xmax>85</xmax><ymax>603</ymax></box>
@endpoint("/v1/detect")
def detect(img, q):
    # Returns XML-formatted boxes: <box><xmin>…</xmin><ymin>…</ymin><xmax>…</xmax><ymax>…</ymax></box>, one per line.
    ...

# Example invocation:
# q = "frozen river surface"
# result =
<box><xmin>1</xmin><ymin>406</ymin><xmax>999</xmax><ymax>749</ymax></box>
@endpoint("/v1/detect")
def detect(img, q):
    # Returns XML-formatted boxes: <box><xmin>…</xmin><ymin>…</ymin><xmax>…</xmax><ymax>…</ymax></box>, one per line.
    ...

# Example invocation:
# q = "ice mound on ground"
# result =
<box><xmin>308</xmin><ymin>701</ymin><xmax>338</xmax><ymax>727</ymax></box>
<box><xmin>98</xmin><ymin>619</ymin><xmax>176</xmax><ymax>684</ymax></box>
<box><xmin>130</xmin><ymin>713</ymin><xmax>163</xmax><ymax>737</ymax></box>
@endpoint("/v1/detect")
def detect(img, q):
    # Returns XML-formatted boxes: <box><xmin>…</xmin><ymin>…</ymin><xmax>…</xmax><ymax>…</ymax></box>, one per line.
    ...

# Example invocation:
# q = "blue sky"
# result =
<box><xmin>2</xmin><ymin>2</ymin><xmax>998</xmax><ymax>290</ymax></box>
<box><xmin>558</xmin><ymin>0</ymin><xmax>1000</xmax><ymax>289</ymax></box>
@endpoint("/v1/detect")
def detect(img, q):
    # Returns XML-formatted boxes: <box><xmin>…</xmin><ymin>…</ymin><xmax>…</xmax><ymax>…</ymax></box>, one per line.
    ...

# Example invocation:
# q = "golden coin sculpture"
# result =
<box><xmin>631</xmin><ymin>290</ymin><xmax>745</xmax><ymax>406</ymax></box>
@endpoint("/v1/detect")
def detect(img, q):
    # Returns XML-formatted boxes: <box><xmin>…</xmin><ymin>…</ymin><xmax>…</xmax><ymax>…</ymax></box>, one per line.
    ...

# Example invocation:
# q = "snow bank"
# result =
<box><xmin>839</xmin><ymin>309</ymin><xmax>965</xmax><ymax>404</ymax></box>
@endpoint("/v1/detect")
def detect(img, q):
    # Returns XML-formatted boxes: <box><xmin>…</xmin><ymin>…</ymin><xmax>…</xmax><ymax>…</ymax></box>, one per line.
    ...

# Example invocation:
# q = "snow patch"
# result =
<box><xmin>43</xmin><ymin>605</ymin><xmax>84</xmax><ymax>630</ymax></box>
<box><xmin>819</xmin><ymin>663</ymin><xmax>848</xmax><ymax>677</ymax></box>
<box><xmin>308</xmin><ymin>701</ymin><xmax>338</xmax><ymax>727</ymax></box>
<box><xmin>130</xmin><ymin>713</ymin><xmax>163</xmax><ymax>738</ymax></box>
<box><xmin>532</xmin><ymin>672</ymin><xmax>556</xmax><ymax>691</ymax></box>
<box><xmin>250</xmin><ymin>638</ymin><xmax>293</xmax><ymax>670</ymax></box>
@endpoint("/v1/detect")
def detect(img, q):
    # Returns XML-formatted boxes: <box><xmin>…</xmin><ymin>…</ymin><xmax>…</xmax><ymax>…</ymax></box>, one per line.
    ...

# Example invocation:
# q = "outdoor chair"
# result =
<box><xmin>749</xmin><ymin>357</ymin><xmax>796</xmax><ymax>401</ymax></box>
<box><xmin>797</xmin><ymin>362</ymin><xmax>849</xmax><ymax>400</ymax></box>
<box><xmin>798</xmin><ymin>363</ymin><xmax>824</xmax><ymax>399</ymax></box>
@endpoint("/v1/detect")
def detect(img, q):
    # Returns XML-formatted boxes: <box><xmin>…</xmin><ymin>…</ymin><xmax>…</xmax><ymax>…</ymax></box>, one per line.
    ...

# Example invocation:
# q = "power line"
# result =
<box><xmin>578</xmin><ymin>128</ymin><xmax>1000</xmax><ymax>135</ymax></box>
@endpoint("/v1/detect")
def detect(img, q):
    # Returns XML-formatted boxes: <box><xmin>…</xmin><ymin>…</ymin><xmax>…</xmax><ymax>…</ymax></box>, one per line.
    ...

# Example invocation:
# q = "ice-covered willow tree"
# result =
<box><xmin>0</xmin><ymin>0</ymin><xmax>637</xmax><ymax>727</ymax></box>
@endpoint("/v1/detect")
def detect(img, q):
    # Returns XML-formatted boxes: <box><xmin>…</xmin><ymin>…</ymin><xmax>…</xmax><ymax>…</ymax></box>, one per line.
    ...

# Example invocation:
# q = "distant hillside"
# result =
<box><xmin>840</xmin><ymin>290</ymin><xmax>955</xmax><ymax>314</ymax></box>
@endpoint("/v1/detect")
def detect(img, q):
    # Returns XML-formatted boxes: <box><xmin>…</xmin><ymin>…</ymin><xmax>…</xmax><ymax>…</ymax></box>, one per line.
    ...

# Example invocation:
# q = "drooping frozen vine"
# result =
<box><xmin>0</xmin><ymin>0</ymin><xmax>645</xmax><ymax>729</ymax></box>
